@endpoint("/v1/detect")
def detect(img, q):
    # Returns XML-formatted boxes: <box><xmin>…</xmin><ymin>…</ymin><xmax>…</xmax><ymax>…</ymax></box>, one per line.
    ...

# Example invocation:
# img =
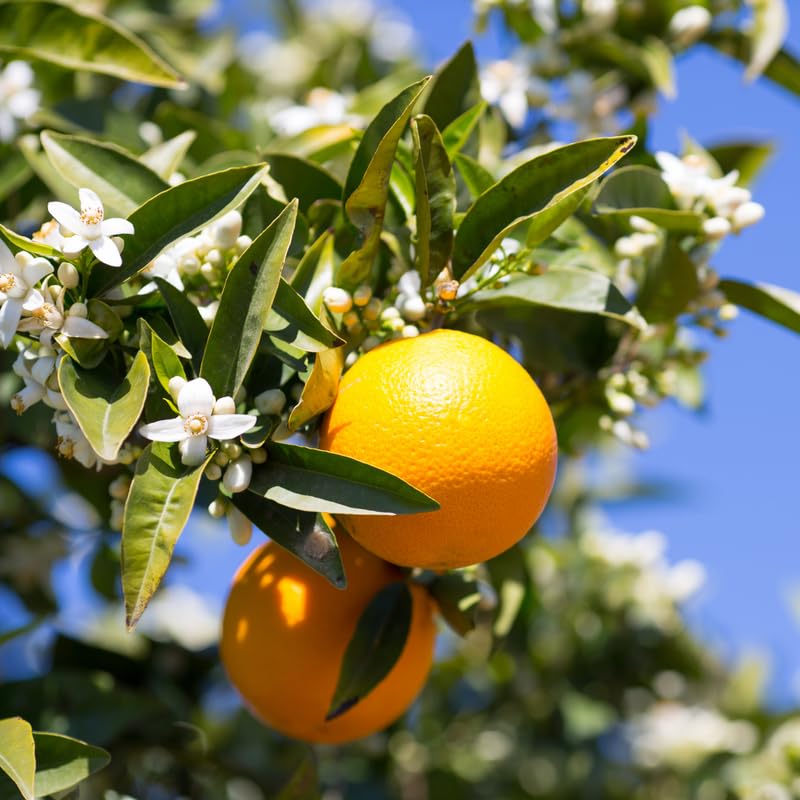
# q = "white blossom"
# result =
<box><xmin>0</xmin><ymin>244</ymin><xmax>52</xmax><ymax>347</ymax></box>
<box><xmin>0</xmin><ymin>61</ymin><xmax>40</xmax><ymax>142</ymax></box>
<box><xmin>582</xmin><ymin>0</ymin><xmax>617</xmax><ymax>27</ymax></box>
<box><xmin>48</xmin><ymin>189</ymin><xmax>134</xmax><ymax>267</ymax></box>
<box><xmin>17</xmin><ymin>287</ymin><xmax>107</xmax><ymax>347</ymax></box>
<box><xmin>271</xmin><ymin>87</ymin><xmax>356</xmax><ymax>136</ymax></box>
<box><xmin>668</xmin><ymin>5</ymin><xmax>713</xmax><ymax>47</ymax></box>
<box><xmin>481</xmin><ymin>59</ymin><xmax>548</xmax><ymax>129</ymax></box>
<box><xmin>138</xmin><ymin>377</ymin><xmax>256</xmax><ymax>466</ymax></box>
<box><xmin>55</xmin><ymin>410</ymin><xmax>102</xmax><ymax>469</ymax></box>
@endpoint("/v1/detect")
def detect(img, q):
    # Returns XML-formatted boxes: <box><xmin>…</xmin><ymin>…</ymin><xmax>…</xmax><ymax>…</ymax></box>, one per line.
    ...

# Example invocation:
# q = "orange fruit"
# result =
<box><xmin>220</xmin><ymin>531</ymin><xmax>436</xmax><ymax>744</ymax></box>
<box><xmin>319</xmin><ymin>329</ymin><xmax>557</xmax><ymax>570</ymax></box>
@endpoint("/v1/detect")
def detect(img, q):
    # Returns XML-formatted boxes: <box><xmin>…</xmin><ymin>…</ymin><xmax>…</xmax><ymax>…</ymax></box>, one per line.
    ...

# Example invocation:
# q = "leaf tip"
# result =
<box><xmin>325</xmin><ymin>696</ymin><xmax>359</xmax><ymax>721</ymax></box>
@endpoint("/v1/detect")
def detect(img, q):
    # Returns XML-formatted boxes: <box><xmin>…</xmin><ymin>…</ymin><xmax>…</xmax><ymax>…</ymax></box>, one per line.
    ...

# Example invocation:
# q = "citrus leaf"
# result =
<box><xmin>0</xmin><ymin>1</ymin><xmax>183</xmax><ymax>88</ymax></box>
<box><xmin>264</xmin><ymin>154</ymin><xmax>342</xmax><ymax>214</ymax></box>
<box><xmin>641</xmin><ymin>36</ymin><xmax>675</xmax><ymax>99</ymax></box>
<box><xmin>154</xmin><ymin>277</ymin><xmax>209</xmax><ymax>372</ymax></box>
<box><xmin>338</xmin><ymin>77</ymin><xmax>430</xmax><ymax>288</ymax></box>
<box><xmin>275</xmin><ymin>749</ymin><xmax>319</xmax><ymax>800</ymax></box>
<box><xmin>486</xmin><ymin>544</ymin><xmax>529</xmax><ymax>638</ymax></box>
<box><xmin>442</xmin><ymin>101</ymin><xmax>487</xmax><ymax>158</ymax></box>
<box><xmin>248</xmin><ymin>442</ymin><xmax>440</xmax><ymax>516</ymax></box>
<box><xmin>89</xmin><ymin>164</ymin><xmax>267</xmax><ymax>295</ymax></box>
<box><xmin>454</xmin><ymin>152</ymin><xmax>494</xmax><ymax>199</ymax></box>
<box><xmin>327</xmin><ymin>582</ymin><xmax>412</xmax><ymax>720</ymax></box>
<box><xmin>200</xmin><ymin>200</ymin><xmax>298</xmax><ymax>398</ymax></box>
<box><xmin>719</xmin><ymin>278</ymin><xmax>800</xmax><ymax>335</ymax></box>
<box><xmin>0</xmin><ymin>718</ymin><xmax>34</xmax><ymax>800</ymax></box>
<box><xmin>289</xmin><ymin>230</ymin><xmax>335</xmax><ymax>300</ymax></box>
<box><xmin>232</xmin><ymin>494</ymin><xmax>346</xmax><ymax>589</ymax></box>
<box><xmin>288</xmin><ymin>346</ymin><xmax>344</xmax><ymax>432</ymax></box>
<box><xmin>464</xmin><ymin>268</ymin><xmax>646</xmax><ymax>329</ymax></box>
<box><xmin>636</xmin><ymin>236</ymin><xmax>698</xmax><ymax>323</ymax></box>
<box><xmin>708</xmin><ymin>140</ymin><xmax>774</xmax><ymax>187</ymax></box>
<box><xmin>594</xmin><ymin>165</ymin><xmax>703</xmax><ymax>232</ymax></box>
<box><xmin>746</xmin><ymin>0</ymin><xmax>789</xmax><ymax>82</ymax></box>
<box><xmin>140</xmin><ymin>131</ymin><xmax>197</xmax><ymax>180</ymax></box>
<box><xmin>0</xmin><ymin>151</ymin><xmax>32</xmax><ymax>205</ymax></box>
<box><xmin>267</xmin><ymin>278</ymin><xmax>344</xmax><ymax>353</ymax></box>
<box><xmin>412</xmin><ymin>115</ymin><xmax>456</xmax><ymax>287</ymax></box>
<box><xmin>32</xmin><ymin>733</ymin><xmax>109</xmax><ymax>797</ymax></box>
<box><xmin>18</xmin><ymin>133</ymin><xmax>79</xmax><ymax>205</ymax></box>
<box><xmin>57</xmin><ymin>351</ymin><xmax>150</xmax><ymax>462</ymax></box>
<box><xmin>149</xmin><ymin>326</ymin><xmax>186</xmax><ymax>396</ymax></box>
<box><xmin>41</xmin><ymin>131</ymin><xmax>168</xmax><ymax>217</ymax></box>
<box><xmin>121</xmin><ymin>442</ymin><xmax>210</xmax><ymax>629</ymax></box>
<box><xmin>55</xmin><ymin>298</ymin><xmax>122</xmax><ymax>369</ymax></box>
<box><xmin>452</xmin><ymin>135</ymin><xmax>636</xmax><ymax>281</ymax></box>
<box><xmin>0</xmin><ymin>224</ymin><xmax>60</xmax><ymax>260</ymax></box>
<box><xmin>427</xmin><ymin>572</ymin><xmax>482</xmax><ymax>637</ymax></box>
<box><xmin>422</xmin><ymin>41</ymin><xmax>480</xmax><ymax>131</ymax></box>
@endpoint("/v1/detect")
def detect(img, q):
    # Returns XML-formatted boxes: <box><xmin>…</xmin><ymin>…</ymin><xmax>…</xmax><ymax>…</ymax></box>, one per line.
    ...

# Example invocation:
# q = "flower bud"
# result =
<box><xmin>208</xmin><ymin>496</ymin><xmax>227</xmax><ymax>518</ymax></box>
<box><xmin>227</xmin><ymin>506</ymin><xmax>253</xmax><ymax>545</ymax></box>
<box><xmin>437</xmin><ymin>281</ymin><xmax>459</xmax><ymax>302</ymax></box>
<box><xmin>112</xmin><ymin>236</ymin><xmax>125</xmax><ymax>254</ymax></box>
<box><xmin>702</xmin><ymin>216</ymin><xmax>731</xmax><ymax>240</ymax></box>
<box><xmin>718</xmin><ymin>303</ymin><xmax>739</xmax><ymax>321</ymax></box>
<box><xmin>250</xmin><ymin>447</ymin><xmax>267</xmax><ymax>464</ymax></box>
<box><xmin>221</xmin><ymin>441</ymin><xmax>242</xmax><ymax>461</ymax></box>
<box><xmin>168</xmin><ymin>376</ymin><xmax>187</xmax><ymax>402</ymax></box>
<box><xmin>401</xmin><ymin>294</ymin><xmax>426</xmax><ymax>322</ymax></box>
<box><xmin>213</xmin><ymin>210</ymin><xmax>243</xmax><ymax>250</ymax></box>
<box><xmin>214</xmin><ymin>395</ymin><xmax>236</xmax><ymax>415</ymax></box>
<box><xmin>205</xmin><ymin>462</ymin><xmax>223</xmax><ymax>481</ymax></box>
<box><xmin>254</xmin><ymin>388</ymin><xmax>286</xmax><ymax>416</ymax></box>
<box><xmin>668</xmin><ymin>5</ymin><xmax>712</xmax><ymax>46</ymax></box>
<box><xmin>57</xmin><ymin>262</ymin><xmax>80</xmax><ymax>289</ymax></box>
<box><xmin>322</xmin><ymin>287</ymin><xmax>353</xmax><ymax>314</ymax></box>
<box><xmin>223</xmin><ymin>456</ymin><xmax>253</xmax><ymax>494</ymax></box>
<box><xmin>353</xmin><ymin>285</ymin><xmax>372</xmax><ymax>307</ymax></box>
<box><xmin>401</xmin><ymin>324</ymin><xmax>419</xmax><ymax>338</ymax></box>
<box><xmin>109</xmin><ymin>475</ymin><xmax>131</xmax><ymax>501</ymax></box>
<box><xmin>68</xmin><ymin>302</ymin><xmax>88</xmax><ymax>318</ymax></box>
<box><xmin>732</xmin><ymin>201</ymin><xmax>765</xmax><ymax>230</ymax></box>
<box><xmin>214</xmin><ymin>450</ymin><xmax>229</xmax><ymax>467</ymax></box>
<box><xmin>363</xmin><ymin>297</ymin><xmax>382</xmax><ymax>321</ymax></box>
<box><xmin>235</xmin><ymin>235</ymin><xmax>252</xmax><ymax>255</ymax></box>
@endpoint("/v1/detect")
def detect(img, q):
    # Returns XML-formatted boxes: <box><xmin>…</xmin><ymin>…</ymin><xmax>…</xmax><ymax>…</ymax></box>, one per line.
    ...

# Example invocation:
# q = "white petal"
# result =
<box><xmin>22</xmin><ymin>257</ymin><xmax>53</xmax><ymax>287</ymax></box>
<box><xmin>101</xmin><ymin>218</ymin><xmax>134</xmax><ymax>237</ymax></box>
<box><xmin>138</xmin><ymin>417</ymin><xmax>187</xmax><ymax>442</ymax></box>
<box><xmin>0</xmin><ymin>299</ymin><xmax>22</xmax><ymax>347</ymax></box>
<box><xmin>3</xmin><ymin>61</ymin><xmax>34</xmax><ymax>87</ymax></box>
<box><xmin>207</xmin><ymin>413</ymin><xmax>257</xmax><ymax>440</ymax></box>
<box><xmin>62</xmin><ymin>316</ymin><xmax>108</xmax><ymax>339</ymax></box>
<box><xmin>499</xmin><ymin>90</ymin><xmax>528</xmax><ymax>129</ymax></box>
<box><xmin>79</xmin><ymin>188</ymin><xmax>103</xmax><ymax>211</ymax></box>
<box><xmin>0</xmin><ymin>110</ymin><xmax>15</xmax><ymax>143</ymax></box>
<box><xmin>47</xmin><ymin>201</ymin><xmax>82</xmax><ymax>233</ymax></box>
<box><xmin>177</xmin><ymin>378</ymin><xmax>215</xmax><ymax>418</ymax></box>
<box><xmin>0</xmin><ymin>240</ymin><xmax>17</xmax><ymax>272</ymax></box>
<box><xmin>61</xmin><ymin>235</ymin><xmax>89</xmax><ymax>255</ymax></box>
<box><xmin>21</xmin><ymin>288</ymin><xmax>44</xmax><ymax>311</ymax></box>
<box><xmin>88</xmin><ymin>236</ymin><xmax>122</xmax><ymax>266</ymax></box>
<box><xmin>654</xmin><ymin>151</ymin><xmax>683</xmax><ymax>175</ymax></box>
<box><xmin>8</xmin><ymin>88</ymin><xmax>40</xmax><ymax>119</ymax></box>
<box><xmin>179</xmin><ymin>435</ymin><xmax>208</xmax><ymax>465</ymax></box>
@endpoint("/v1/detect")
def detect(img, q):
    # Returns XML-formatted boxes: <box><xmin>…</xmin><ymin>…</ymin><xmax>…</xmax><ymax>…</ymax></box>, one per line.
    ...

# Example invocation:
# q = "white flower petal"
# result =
<box><xmin>47</xmin><ymin>201</ymin><xmax>82</xmax><ymax>232</ymax></box>
<box><xmin>101</xmin><ymin>218</ymin><xmax>134</xmax><ymax>237</ymax></box>
<box><xmin>177</xmin><ymin>378</ymin><xmax>215</xmax><ymax>418</ymax></box>
<box><xmin>0</xmin><ymin>298</ymin><xmax>22</xmax><ymax>347</ymax></box>
<box><xmin>21</xmin><ymin>288</ymin><xmax>44</xmax><ymax>311</ymax></box>
<box><xmin>138</xmin><ymin>417</ymin><xmax>187</xmax><ymax>442</ymax></box>
<box><xmin>499</xmin><ymin>90</ymin><xmax>528</xmax><ymax>129</ymax></box>
<box><xmin>61</xmin><ymin>316</ymin><xmax>108</xmax><ymax>339</ymax></box>
<box><xmin>179</xmin><ymin>435</ymin><xmax>208</xmax><ymax>465</ymax></box>
<box><xmin>22</xmin><ymin>257</ymin><xmax>53</xmax><ymax>287</ymax></box>
<box><xmin>207</xmin><ymin>413</ymin><xmax>257</xmax><ymax>440</ymax></box>
<box><xmin>61</xmin><ymin>235</ymin><xmax>89</xmax><ymax>255</ymax></box>
<box><xmin>0</xmin><ymin>240</ymin><xmax>17</xmax><ymax>272</ymax></box>
<box><xmin>8</xmin><ymin>88</ymin><xmax>40</xmax><ymax>120</ymax></box>
<box><xmin>89</xmin><ymin>236</ymin><xmax>122</xmax><ymax>267</ymax></box>
<box><xmin>79</xmin><ymin>188</ymin><xmax>103</xmax><ymax>211</ymax></box>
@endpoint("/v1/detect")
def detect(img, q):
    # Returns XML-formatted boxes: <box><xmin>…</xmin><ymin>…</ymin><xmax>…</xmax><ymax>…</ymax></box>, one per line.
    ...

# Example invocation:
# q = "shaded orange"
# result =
<box><xmin>319</xmin><ymin>329</ymin><xmax>558</xmax><ymax>570</ymax></box>
<box><xmin>220</xmin><ymin>532</ymin><xmax>436</xmax><ymax>744</ymax></box>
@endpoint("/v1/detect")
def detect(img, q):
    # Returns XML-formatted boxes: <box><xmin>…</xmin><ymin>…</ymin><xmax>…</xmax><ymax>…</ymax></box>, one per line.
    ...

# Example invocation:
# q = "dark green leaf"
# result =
<box><xmin>452</xmin><ymin>136</ymin><xmax>636</xmax><ymax>281</ymax></box>
<box><xmin>327</xmin><ymin>582</ymin><xmax>412</xmax><ymax>719</ymax></box>
<box><xmin>0</xmin><ymin>1</ymin><xmax>183</xmax><ymax>88</ymax></box>
<box><xmin>248</xmin><ymin>442</ymin><xmax>440</xmax><ymax>515</ymax></box>
<box><xmin>719</xmin><ymin>278</ymin><xmax>800</xmax><ymax>335</ymax></box>
<box><xmin>637</xmin><ymin>236</ymin><xmax>698</xmax><ymax>323</ymax></box>
<box><xmin>264</xmin><ymin>154</ymin><xmax>342</xmax><ymax>214</ymax></box>
<box><xmin>121</xmin><ymin>442</ymin><xmax>209</xmax><ymax>629</ymax></box>
<box><xmin>57</xmin><ymin>351</ymin><xmax>150</xmax><ymax>462</ymax></box>
<box><xmin>200</xmin><ymin>201</ymin><xmax>298</xmax><ymax>398</ymax></box>
<box><xmin>41</xmin><ymin>131</ymin><xmax>168</xmax><ymax>216</ymax></box>
<box><xmin>442</xmin><ymin>101</ymin><xmax>487</xmax><ymax>158</ymax></box>
<box><xmin>0</xmin><ymin>151</ymin><xmax>32</xmax><ymax>204</ymax></box>
<box><xmin>427</xmin><ymin>572</ymin><xmax>482</xmax><ymax>636</ymax></box>
<box><xmin>267</xmin><ymin>278</ymin><xmax>344</xmax><ymax>353</ymax></box>
<box><xmin>454</xmin><ymin>153</ymin><xmax>494</xmax><ymax>199</ymax></box>
<box><xmin>412</xmin><ymin>115</ymin><xmax>456</xmax><ymax>287</ymax></box>
<box><xmin>154</xmin><ymin>277</ymin><xmax>209</xmax><ymax>372</ymax></box>
<box><xmin>32</xmin><ymin>732</ymin><xmax>109</xmax><ymax>797</ymax></box>
<box><xmin>89</xmin><ymin>164</ymin><xmax>267</xmax><ymax>295</ymax></box>
<box><xmin>0</xmin><ymin>718</ymin><xmax>34</xmax><ymax>800</ymax></box>
<box><xmin>289</xmin><ymin>230</ymin><xmax>335</xmax><ymax>298</ymax></box>
<box><xmin>423</xmin><ymin>41</ymin><xmax>480</xmax><ymax>131</ymax></box>
<box><xmin>708</xmin><ymin>140</ymin><xmax>774</xmax><ymax>186</ymax></box>
<box><xmin>231</xmin><ymin>495</ymin><xmax>346</xmax><ymax>589</ymax></box>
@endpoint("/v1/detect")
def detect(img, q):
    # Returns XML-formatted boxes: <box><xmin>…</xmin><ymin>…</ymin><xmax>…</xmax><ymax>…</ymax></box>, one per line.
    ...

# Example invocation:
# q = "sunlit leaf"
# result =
<box><xmin>288</xmin><ymin>346</ymin><xmax>344</xmax><ymax>431</ymax></box>
<box><xmin>140</xmin><ymin>131</ymin><xmax>197</xmax><ymax>180</ymax></box>
<box><xmin>32</xmin><ymin>732</ymin><xmax>109</xmax><ymax>797</ymax></box>
<box><xmin>719</xmin><ymin>278</ymin><xmax>800</xmax><ymax>335</ymax></box>
<box><xmin>0</xmin><ymin>718</ymin><xmax>34</xmax><ymax>800</ymax></box>
<box><xmin>423</xmin><ymin>41</ymin><xmax>480</xmax><ymax>130</ymax></box>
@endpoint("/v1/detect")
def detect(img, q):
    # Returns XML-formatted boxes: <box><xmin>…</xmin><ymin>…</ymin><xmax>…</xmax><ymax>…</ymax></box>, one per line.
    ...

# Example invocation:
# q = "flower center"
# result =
<box><xmin>56</xmin><ymin>436</ymin><xmax>75</xmax><ymax>459</ymax></box>
<box><xmin>33</xmin><ymin>303</ymin><xmax>62</xmax><ymax>328</ymax></box>
<box><xmin>33</xmin><ymin>220</ymin><xmax>59</xmax><ymax>242</ymax></box>
<box><xmin>80</xmin><ymin>206</ymin><xmax>104</xmax><ymax>226</ymax></box>
<box><xmin>183</xmin><ymin>413</ymin><xmax>209</xmax><ymax>437</ymax></box>
<box><xmin>0</xmin><ymin>272</ymin><xmax>16</xmax><ymax>293</ymax></box>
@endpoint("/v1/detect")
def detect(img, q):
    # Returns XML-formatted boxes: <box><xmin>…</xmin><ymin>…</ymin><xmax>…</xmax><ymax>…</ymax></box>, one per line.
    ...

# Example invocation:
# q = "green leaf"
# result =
<box><xmin>709</xmin><ymin>140</ymin><xmax>774</xmax><ymax>186</ymax></box>
<box><xmin>289</xmin><ymin>230</ymin><xmax>335</xmax><ymax>300</ymax></box>
<box><xmin>338</xmin><ymin>77</ymin><xmax>430</xmax><ymax>288</ymax></box>
<box><xmin>427</xmin><ymin>572</ymin><xmax>482</xmax><ymax>637</ymax></box>
<box><xmin>41</xmin><ymin>131</ymin><xmax>168</xmax><ymax>217</ymax></box>
<box><xmin>267</xmin><ymin>278</ymin><xmax>344</xmax><ymax>353</ymax></box>
<box><xmin>442</xmin><ymin>101</ymin><xmax>487</xmax><ymax>158</ymax></box>
<box><xmin>719</xmin><ymin>278</ymin><xmax>800</xmax><ymax>335</ymax></box>
<box><xmin>464</xmin><ymin>268</ymin><xmax>646</xmax><ymax>329</ymax></box>
<box><xmin>248</xmin><ymin>442</ymin><xmax>440</xmax><ymax>516</ymax></box>
<box><xmin>486</xmin><ymin>544</ymin><xmax>529</xmax><ymax>638</ymax></box>
<box><xmin>200</xmin><ymin>201</ymin><xmax>298</xmax><ymax>398</ymax></box>
<box><xmin>57</xmin><ymin>351</ymin><xmax>150</xmax><ymax>462</ymax></box>
<box><xmin>89</xmin><ymin>164</ymin><xmax>267</xmax><ymax>295</ymax></box>
<box><xmin>327</xmin><ymin>582</ymin><xmax>412</xmax><ymax>719</ymax></box>
<box><xmin>32</xmin><ymin>733</ymin><xmax>109</xmax><ymax>797</ymax></box>
<box><xmin>140</xmin><ymin>131</ymin><xmax>197</xmax><ymax>180</ymax></box>
<box><xmin>641</xmin><ymin>36</ymin><xmax>675</xmax><ymax>99</ymax></box>
<box><xmin>636</xmin><ymin>236</ymin><xmax>698</xmax><ymax>323</ymax></box>
<box><xmin>0</xmin><ymin>719</ymin><xmax>34</xmax><ymax>800</ymax></box>
<box><xmin>422</xmin><ymin>41</ymin><xmax>480</xmax><ymax>131</ymax></box>
<box><xmin>288</xmin><ymin>347</ymin><xmax>344</xmax><ymax>432</ymax></box>
<box><xmin>594</xmin><ymin>165</ymin><xmax>703</xmax><ymax>232</ymax></box>
<box><xmin>55</xmin><ymin>298</ymin><xmax>122</xmax><ymax>369</ymax></box>
<box><xmin>148</xmin><ymin>327</ymin><xmax>186</xmax><ymax>396</ymax></box>
<box><xmin>0</xmin><ymin>151</ymin><xmax>32</xmax><ymax>205</ymax></box>
<box><xmin>18</xmin><ymin>133</ymin><xmax>79</xmax><ymax>205</ymax></box>
<box><xmin>746</xmin><ymin>0</ymin><xmax>789</xmax><ymax>82</ymax></box>
<box><xmin>275</xmin><ymin>749</ymin><xmax>319</xmax><ymax>800</ymax></box>
<box><xmin>264</xmin><ymin>154</ymin><xmax>342</xmax><ymax>214</ymax></box>
<box><xmin>121</xmin><ymin>442</ymin><xmax>209</xmax><ymax>629</ymax></box>
<box><xmin>231</xmin><ymin>495</ymin><xmax>346</xmax><ymax>589</ymax></box>
<box><xmin>454</xmin><ymin>152</ymin><xmax>494</xmax><ymax>199</ymax></box>
<box><xmin>0</xmin><ymin>224</ymin><xmax>60</xmax><ymax>260</ymax></box>
<box><xmin>452</xmin><ymin>136</ymin><xmax>636</xmax><ymax>281</ymax></box>
<box><xmin>412</xmin><ymin>115</ymin><xmax>456</xmax><ymax>287</ymax></box>
<box><xmin>0</xmin><ymin>1</ymin><xmax>183</xmax><ymax>88</ymax></box>
<box><xmin>153</xmin><ymin>277</ymin><xmax>209</xmax><ymax>372</ymax></box>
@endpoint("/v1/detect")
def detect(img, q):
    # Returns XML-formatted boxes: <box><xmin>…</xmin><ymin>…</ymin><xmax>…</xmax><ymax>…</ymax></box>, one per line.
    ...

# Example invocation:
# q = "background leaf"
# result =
<box><xmin>0</xmin><ymin>718</ymin><xmax>34</xmax><ymax>800</ymax></box>
<box><xmin>422</xmin><ymin>41</ymin><xmax>480</xmax><ymax>131</ymax></box>
<box><xmin>32</xmin><ymin>732</ymin><xmax>109</xmax><ymax>797</ymax></box>
<box><xmin>140</xmin><ymin>131</ymin><xmax>197</xmax><ymax>180</ymax></box>
<box><xmin>636</xmin><ymin>236</ymin><xmax>698</xmax><ymax>323</ymax></box>
<box><xmin>720</xmin><ymin>278</ymin><xmax>800</xmax><ymax>334</ymax></box>
<box><xmin>264</xmin><ymin>154</ymin><xmax>342</xmax><ymax>214</ymax></box>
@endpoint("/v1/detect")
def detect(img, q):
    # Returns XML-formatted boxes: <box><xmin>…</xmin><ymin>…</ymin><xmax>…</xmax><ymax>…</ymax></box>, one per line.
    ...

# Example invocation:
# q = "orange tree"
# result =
<box><xmin>0</xmin><ymin>0</ymin><xmax>799</xmax><ymax>797</ymax></box>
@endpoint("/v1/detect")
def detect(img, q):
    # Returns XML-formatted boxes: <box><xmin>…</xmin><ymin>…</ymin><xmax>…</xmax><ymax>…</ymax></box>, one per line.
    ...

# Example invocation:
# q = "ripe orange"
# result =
<box><xmin>220</xmin><ymin>530</ymin><xmax>436</xmax><ymax>744</ymax></box>
<box><xmin>319</xmin><ymin>329</ymin><xmax>557</xmax><ymax>570</ymax></box>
